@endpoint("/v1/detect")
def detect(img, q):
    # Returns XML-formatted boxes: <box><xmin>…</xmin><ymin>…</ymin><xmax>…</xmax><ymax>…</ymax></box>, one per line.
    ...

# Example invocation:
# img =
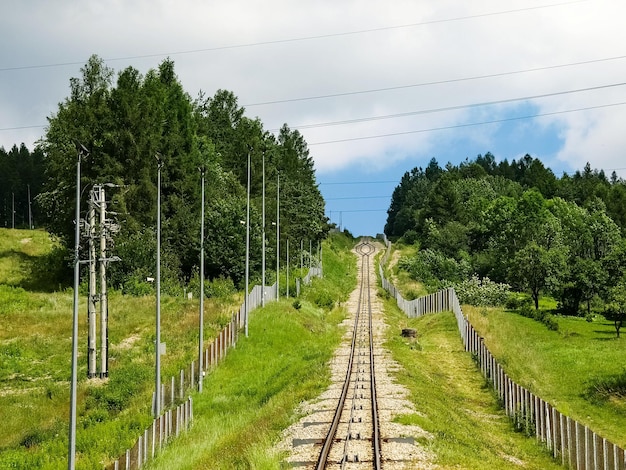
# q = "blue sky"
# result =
<box><xmin>2</xmin><ymin>0</ymin><xmax>626</xmax><ymax>237</ymax></box>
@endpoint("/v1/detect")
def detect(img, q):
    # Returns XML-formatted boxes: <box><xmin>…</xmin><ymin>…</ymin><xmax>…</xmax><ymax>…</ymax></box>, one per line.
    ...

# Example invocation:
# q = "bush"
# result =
<box><xmin>505</xmin><ymin>294</ymin><xmax>532</xmax><ymax>310</ymax></box>
<box><xmin>205</xmin><ymin>276</ymin><xmax>237</xmax><ymax>299</ymax></box>
<box><xmin>585</xmin><ymin>370</ymin><xmax>626</xmax><ymax>402</ymax></box>
<box><xmin>398</xmin><ymin>249</ymin><xmax>471</xmax><ymax>284</ymax></box>
<box><xmin>517</xmin><ymin>305</ymin><xmax>559</xmax><ymax>331</ymax></box>
<box><xmin>454</xmin><ymin>275</ymin><xmax>510</xmax><ymax>306</ymax></box>
<box><xmin>312</xmin><ymin>289</ymin><xmax>335</xmax><ymax>310</ymax></box>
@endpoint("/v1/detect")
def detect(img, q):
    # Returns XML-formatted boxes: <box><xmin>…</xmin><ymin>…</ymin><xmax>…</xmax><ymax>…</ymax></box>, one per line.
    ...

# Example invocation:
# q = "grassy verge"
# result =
<box><xmin>144</xmin><ymin>233</ymin><xmax>357</xmax><ymax>469</ymax></box>
<box><xmin>381</xmin><ymin>295</ymin><xmax>562</xmax><ymax>469</ymax></box>
<box><xmin>0</xmin><ymin>229</ymin><xmax>356</xmax><ymax>469</ymax></box>
<box><xmin>384</xmin><ymin>242</ymin><xmax>429</xmax><ymax>299</ymax></box>
<box><xmin>465</xmin><ymin>305</ymin><xmax>626</xmax><ymax>447</ymax></box>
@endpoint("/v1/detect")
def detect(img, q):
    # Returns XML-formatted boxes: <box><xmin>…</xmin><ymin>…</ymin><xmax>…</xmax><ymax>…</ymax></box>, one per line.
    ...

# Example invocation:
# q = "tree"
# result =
<box><xmin>605</xmin><ymin>279</ymin><xmax>626</xmax><ymax>338</ymax></box>
<box><xmin>511</xmin><ymin>241</ymin><xmax>566</xmax><ymax>309</ymax></box>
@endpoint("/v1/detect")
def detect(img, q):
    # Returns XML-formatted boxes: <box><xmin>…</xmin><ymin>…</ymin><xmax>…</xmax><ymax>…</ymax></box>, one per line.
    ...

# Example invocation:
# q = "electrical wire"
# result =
<box><xmin>0</xmin><ymin>0</ymin><xmax>589</xmax><ymax>73</ymax></box>
<box><xmin>308</xmin><ymin>100</ymin><xmax>626</xmax><ymax>146</ymax></box>
<box><xmin>273</xmin><ymin>82</ymin><xmax>626</xmax><ymax>132</ymax></box>
<box><xmin>246</xmin><ymin>53</ymin><xmax>626</xmax><ymax>108</ymax></box>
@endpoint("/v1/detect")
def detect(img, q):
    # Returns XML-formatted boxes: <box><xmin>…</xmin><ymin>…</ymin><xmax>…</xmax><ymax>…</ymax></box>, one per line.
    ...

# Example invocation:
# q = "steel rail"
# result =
<box><xmin>316</xmin><ymin>239</ymin><xmax>381</xmax><ymax>469</ymax></box>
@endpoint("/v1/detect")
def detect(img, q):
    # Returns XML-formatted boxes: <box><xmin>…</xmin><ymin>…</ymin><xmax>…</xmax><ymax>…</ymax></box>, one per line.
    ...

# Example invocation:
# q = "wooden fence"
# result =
<box><xmin>379</xmin><ymin>241</ymin><xmax>626</xmax><ymax>470</ymax></box>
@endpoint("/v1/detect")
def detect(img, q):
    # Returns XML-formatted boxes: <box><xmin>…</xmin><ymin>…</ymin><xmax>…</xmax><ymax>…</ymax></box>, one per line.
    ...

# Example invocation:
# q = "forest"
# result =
<box><xmin>385</xmin><ymin>153</ymin><xmax>626</xmax><ymax>324</ymax></box>
<box><xmin>0</xmin><ymin>55</ymin><xmax>328</xmax><ymax>293</ymax></box>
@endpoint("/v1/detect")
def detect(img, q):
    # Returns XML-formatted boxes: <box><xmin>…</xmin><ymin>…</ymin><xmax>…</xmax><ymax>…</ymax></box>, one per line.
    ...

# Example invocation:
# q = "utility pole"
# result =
<box><xmin>69</xmin><ymin>144</ymin><xmax>87</xmax><ymax>470</ymax></box>
<box><xmin>286</xmin><ymin>238</ymin><xmax>289</xmax><ymax>298</ymax></box>
<box><xmin>27</xmin><ymin>184</ymin><xmax>32</xmax><ymax>229</ymax></box>
<box><xmin>99</xmin><ymin>185</ymin><xmax>109</xmax><ymax>378</ymax></box>
<box><xmin>11</xmin><ymin>192</ymin><xmax>14</xmax><ymax>229</ymax></box>
<box><xmin>244</xmin><ymin>152</ymin><xmax>251</xmax><ymax>337</ymax></box>
<box><xmin>198</xmin><ymin>166</ymin><xmax>205</xmax><ymax>392</ymax></box>
<box><xmin>261</xmin><ymin>151</ymin><xmax>265</xmax><ymax>307</ymax></box>
<box><xmin>87</xmin><ymin>191</ymin><xmax>97</xmax><ymax>378</ymax></box>
<box><xmin>155</xmin><ymin>155</ymin><xmax>162</xmax><ymax>416</ymax></box>
<box><xmin>276</xmin><ymin>174</ymin><xmax>280</xmax><ymax>300</ymax></box>
<box><xmin>300</xmin><ymin>239</ymin><xmax>303</xmax><ymax>273</ymax></box>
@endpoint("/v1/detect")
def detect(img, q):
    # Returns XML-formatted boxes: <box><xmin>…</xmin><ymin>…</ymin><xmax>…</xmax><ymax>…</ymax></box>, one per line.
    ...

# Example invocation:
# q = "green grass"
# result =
<box><xmin>145</xmin><ymin>299</ymin><xmax>346</xmax><ymax>469</ymax></box>
<box><xmin>385</xmin><ymin>242</ymin><xmax>429</xmax><ymax>299</ymax></box>
<box><xmin>465</xmin><ymin>305</ymin><xmax>626</xmax><ymax>447</ymax></box>
<box><xmin>0</xmin><ymin>228</ymin><xmax>357</xmax><ymax>469</ymax></box>
<box><xmin>382</xmin><ymin>297</ymin><xmax>563</xmax><ymax>469</ymax></box>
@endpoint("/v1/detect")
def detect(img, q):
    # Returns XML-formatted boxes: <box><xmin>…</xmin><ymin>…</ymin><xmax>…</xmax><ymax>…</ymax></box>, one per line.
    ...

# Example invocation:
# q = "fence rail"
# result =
<box><xmin>378</xmin><ymin>239</ymin><xmax>626</xmax><ymax>470</ymax></box>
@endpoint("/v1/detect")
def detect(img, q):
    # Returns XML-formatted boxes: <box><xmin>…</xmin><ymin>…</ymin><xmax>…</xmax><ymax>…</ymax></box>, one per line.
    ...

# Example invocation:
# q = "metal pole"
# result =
<box><xmin>155</xmin><ymin>156</ymin><xmax>162</xmax><ymax>416</ymax></box>
<box><xmin>12</xmin><ymin>192</ymin><xmax>14</xmax><ymax>229</ymax></box>
<box><xmin>99</xmin><ymin>186</ymin><xmax>108</xmax><ymax>378</ymax></box>
<box><xmin>198</xmin><ymin>167</ymin><xmax>205</xmax><ymax>392</ymax></box>
<box><xmin>262</xmin><ymin>151</ymin><xmax>265</xmax><ymax>307</ymax></box>
<box><xmin>87</xmin><ymin>190</ymin><xmax>97</xmax><ymax>378</ymax></box>
<box><xmin>276</xmin><ymin>174</ymin><xmax>280</xmax><ymax>300</ymax></box>
<box><xmin>301</xmin><ymin>239</ymin><xmax>303</xmax><ymax>273</ymax></box>
<box><xmin>28</xmin><ymin>184</ymin><xmax>32</xmax><ymax>229</ymax></box>
<box><xmin>244</xmin><ymin>152</ymin><xmax>251</xmax><ymax>337</ymax></box>
<box><xmin>286</xmin><ymin>238</ymin><xmax>289</xmax><ymax>298</ymax></box>
<box><xmin>69</xmin><ymin>145</ymin><xmax>86</xmax><ymax>470</ymax></box>
<box><xmin>309</xmin><ymin>240</ymin><xmax>312</xmax><ymax>270</ymax></box>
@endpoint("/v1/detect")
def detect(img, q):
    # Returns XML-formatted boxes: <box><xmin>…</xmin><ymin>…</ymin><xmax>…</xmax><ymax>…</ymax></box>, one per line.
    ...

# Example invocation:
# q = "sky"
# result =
<box><xmin>2</xmin><ymin>0</ymin><xmax>626</xmax><ymax>237</ymax></box>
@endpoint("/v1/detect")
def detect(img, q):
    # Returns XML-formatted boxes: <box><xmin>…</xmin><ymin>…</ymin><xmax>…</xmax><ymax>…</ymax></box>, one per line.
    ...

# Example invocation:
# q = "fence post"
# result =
<box><xmin>191</xmin><ymin>360</ymin><xmax>195</xmax><ymax>390</ymax></box>
<box><xmin>576</xmin><ymin>421</ymin><xmax>585</xmax><ymax>470</ymax></box>
<box><xmin>171</xmin><ymin>376</ymin><xmax>175</xmax><ymax>408</ymax></box>
<box><xmin>558</xmin><ymin>413</ymin><xmax>566</xmax><ymax>466</ymax></box>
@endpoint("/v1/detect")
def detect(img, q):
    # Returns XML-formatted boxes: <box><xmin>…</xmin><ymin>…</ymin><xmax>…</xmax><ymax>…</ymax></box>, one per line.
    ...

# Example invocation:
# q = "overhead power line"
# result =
<box><xmin>309</xmin><ymin>100</ymin><xmax>626</xmax><ymax>146</ymax></box>
<box><xmin>320</xmin><ymin>180</ymin><xmax>397</xmax><ymax>185</ymax></box>
<box><xmin>247</xmin><ymin>53</ymin><xmax>626</xmax><ymax>107</ymax></box>
<box><xmin>0</xmin><ymin>0</ymin><xmax>588</xmax><ymax>73</ymax></box>
<box><xmin>279</xmin><ymin>81</ymin><xmax>626</xmax><ymax>132</ymax></box>
<box><xmin>3</xmin><ymin>81</ymin><xmax>625</xmax><ymax>134</ymax></box>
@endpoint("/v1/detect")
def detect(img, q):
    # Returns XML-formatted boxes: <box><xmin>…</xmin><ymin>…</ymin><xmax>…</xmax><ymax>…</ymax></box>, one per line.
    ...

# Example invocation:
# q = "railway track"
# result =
<box><xmin>315</xmin><ymin>239</ymin><xmax>381</xmax><ymax>469</ymax></box>
<box><xmin>279</xmin><ymin>238</ymin><xmax>434</xmax><ymax>469</ymax></box>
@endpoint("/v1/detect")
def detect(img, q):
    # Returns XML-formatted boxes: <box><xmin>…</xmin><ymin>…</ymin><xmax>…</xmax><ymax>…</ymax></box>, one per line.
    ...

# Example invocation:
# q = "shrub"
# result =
<box><xmin>517</xmin><ymin>304</ymin><xmax>559</xmax><ymax>331</ymax></box>
<box><xmin>398</xmin><ymin>249</ymin><xmax>471</xmax><ymax>285</ymax></box>
<box><xmin>206</xmin><ymin>276</ymin><xmax>237</xmax><ymax>299</ymax></box>
<box><xmin>312</xmin><ymin>289</ymin><xmax>334</xmax><ymax>310</ymax></box>
<box><xmin>585</xmin><ymin>370</ymin><xmax>626</xmax><ymax>402</ymax></box>
<box><xmin>454</xmin><ymin>275</ymin><xmax>510</xmax><ymax>306</ymax></box>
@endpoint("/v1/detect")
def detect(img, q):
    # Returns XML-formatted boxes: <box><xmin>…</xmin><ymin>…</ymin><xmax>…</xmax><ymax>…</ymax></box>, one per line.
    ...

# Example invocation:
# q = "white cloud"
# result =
<box><xmin>1</xmin><ymin>0</ymin><xmax>626</xmax><ymax>179</ymax></box>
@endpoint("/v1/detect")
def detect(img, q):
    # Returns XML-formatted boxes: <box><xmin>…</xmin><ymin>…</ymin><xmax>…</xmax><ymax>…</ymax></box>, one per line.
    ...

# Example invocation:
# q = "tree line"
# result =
<box><xmin>0</xmin><ymin>144</ymin><xmax>44</xmax><ymax>229</ymax></box>
<box><xmin>385</xmin><ymin>153</ymin><xmax>626</xmax><ymax>324</ymax></box>
<box><xmin>7</xmin><ymin>55</ymin><xmax>329</xmax><ymax>293</ymax></box>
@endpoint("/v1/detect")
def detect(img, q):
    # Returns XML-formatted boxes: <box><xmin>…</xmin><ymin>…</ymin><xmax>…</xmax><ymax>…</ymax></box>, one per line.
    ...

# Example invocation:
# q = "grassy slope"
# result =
<box><xmin>382</xmin><ymin>292</ymin><xmax>562</xmax><ymax>469</ymax></box>
<box><xmin>0</xmin><ymin>229</ymin><xmax>254</xmax><ymax>469</ymax></box>
<box><xmin>465</xmin><ymin>305</ymin><xmax>626</xmax><ymax>447</ymax></box>
<box><xmin>0</xmin><ymin>229</ymin><xmax>357</xmax><ymax>469</ymax></box>
<box><xmin>386</xmin><ymin>242</ymin><xmax>626</xmax><ymax>452</ymax></box>
<box><xmin>145</xmin><ymin>233</ymin><xmax>357</xmax><ymax>469</ymax></box>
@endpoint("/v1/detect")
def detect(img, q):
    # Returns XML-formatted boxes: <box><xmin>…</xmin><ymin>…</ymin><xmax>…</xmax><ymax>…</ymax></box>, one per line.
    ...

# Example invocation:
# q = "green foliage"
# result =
<box><xmin>517</xmin><ymin>305</ymin><xmax>559</xmax><ymax>331</ymax></box>
<box><xmin>385</xmin><ymin>153</ymin><xmax>626</xmax><ymax>313</ymax></box>
<box><xmin>33</xmin><ymin>55</ymin><xmax>328</xmax><ymax>295</ymax></box>
<box><xmin>585</xmin><ymin>370</ymin><xmax>626</xmax><ymax>403</ymax></box>
<box><xmin>205</xmin><ymin>276</ymin><xmax>237</xmax><ymax>299</ymax></box>
<box><xmin>453</xmin><ymin>275</ymin><xmax>510</xmax><ymax>307</ymax></box>
<box><xmin>398</xmin><ymin>248</ymin><xmax>470</xmax><ymax>287</ymax></box>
